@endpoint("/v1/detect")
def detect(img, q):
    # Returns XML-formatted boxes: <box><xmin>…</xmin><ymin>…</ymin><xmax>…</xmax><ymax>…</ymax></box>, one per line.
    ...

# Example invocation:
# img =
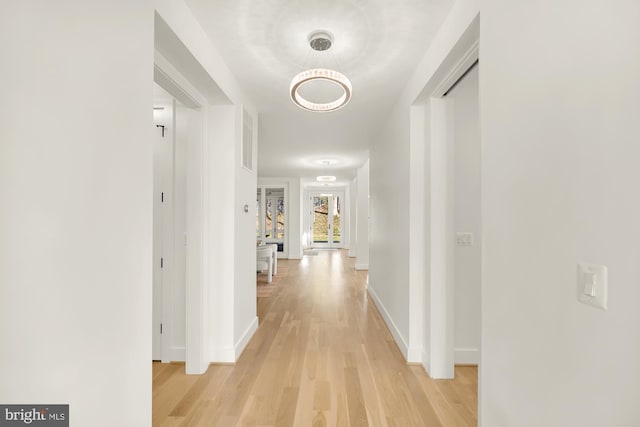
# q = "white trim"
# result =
<box><xmin>407</xmin><ymin>346</ymin><xmax>422</xmax><ymax>363</ymax></box>
<box><xmin>185</xmin><ymin>104</ymin><xmax>208</xmax><ymax>375</ymax></box>
<box><xmin>428</xmin><ymin>97</ymin><xmax>456</xmax><ymax>380</ymax></box>
<box><xmin>154</xmin><ymin>51</ymin><xmax>207</xmax><ymax>107</ymax></box>
<box><xmin>455</xmin><ymin>348</ymin><xmax>480</xmax><ymax>365</ymax></box>
<box><xmin>235</xmin><ymin>316</ymin><xmax>259</xmax><ymax>359</ymax></box>
<box><xmin>422</xmin><ymin>350</ymin><xmax>431</xmax><ymax>376</ymax></box>
<box><xmin>432</xmin><ymin>40</ymin><xmax>479</xmax><ymax>98</ymax></box>
<box><xmin>210</xmin><ymin>347</ymin><xmax>235</xmax><ymax>364</ymax></box>
<box><xmin>367</xmin><ymin>285</ymin><xmax>409</xmax><ymax>360</ymax></box>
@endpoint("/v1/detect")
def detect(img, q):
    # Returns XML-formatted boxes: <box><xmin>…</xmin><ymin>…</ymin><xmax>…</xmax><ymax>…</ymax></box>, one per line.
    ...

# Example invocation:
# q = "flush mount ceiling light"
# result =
<box><xmin>315</xmin><ymin>158</ymin><xmax>338</xmax><ymax>166</ymax></box>
<box><xmin>290</xmin><ymin>31</ymin><xmax>352</xmax><ymax>112</ymax></box>
<box><xmin>316</xmin><ymin>175</ymin><xmax>337</xmax><ymax>182</ymax></box>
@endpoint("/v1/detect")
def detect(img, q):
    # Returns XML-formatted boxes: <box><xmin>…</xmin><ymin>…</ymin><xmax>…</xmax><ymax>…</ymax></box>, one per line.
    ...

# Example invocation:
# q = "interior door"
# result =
<box><xmin>312</xmin><ymin>194</ymin><xmax>342</xmax><ymax>248</ymax></box>
<box><xmin>152</xmin><ymin>119</ymin><xmax>169</xmax><ymax>361</ymax></box>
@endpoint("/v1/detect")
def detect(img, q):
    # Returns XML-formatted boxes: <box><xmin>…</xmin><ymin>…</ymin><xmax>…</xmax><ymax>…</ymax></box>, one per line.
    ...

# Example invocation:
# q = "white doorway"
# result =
<box><xmin>447</xmin><ymin>63</ymin><xmax>481</xmax><ymax>367</ymax></box>
<box><xmin>256</xmin><ymin>185</ymin><xmax>289</xmax><ymax>258</ymax></box>
<box><xmin>309</xmin><ymin>192</ymin><xmax>344</xmax><ymax>249</ymax></box>
<box><xmin>152</xmin><ymin>83</ymin><xmax>192</xmax><ymax>364</ymax></box>
<box><xmin>410</xmin><ymin>15</ymin><xmax>480</xmax><ymax>379</ymax></box>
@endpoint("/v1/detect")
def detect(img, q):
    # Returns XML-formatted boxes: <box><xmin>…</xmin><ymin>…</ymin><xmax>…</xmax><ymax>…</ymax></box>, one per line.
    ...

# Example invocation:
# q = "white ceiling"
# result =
<box><xmin>185</xmin><ymin>0</ymin><xmax>454</xmax><ymax>183</ymax></box>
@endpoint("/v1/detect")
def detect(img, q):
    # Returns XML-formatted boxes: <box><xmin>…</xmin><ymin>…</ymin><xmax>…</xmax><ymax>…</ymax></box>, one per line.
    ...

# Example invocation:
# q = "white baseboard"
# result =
<box><xmin>235</xmin><ymin>316</ymin><xmax>259</xmax><ymax>359</ymax></box>
<box><xmin>210</xmin><ymin>347</ymin><xmax>235</xmax><ymax>363</ymax></box>
<box><xmin>367</xmin><ymin>286</ymin><xmax>409</xmax><ymax>360</ymax></box>
<box><xmin>422</xmin><ymin>350</ymin><xmax>431</xmax><ymax>376</ymax></box>
<box><xmin>355</xmin><ymin>263</ymin><xmax>369</xmax><ymax>270</ymax></box>
<box><xmin>166</xmin><ymin>346</ymin><xmax>186</xmax><ymax>362</ymax></box>
<box><xmin>210</xmin><ymin>317</ymin><xmax>259</xmax><ymax>363</ymax></box>
<box><xmin>455</xmin><ymin>348</ymin><xmax>480</xmax><ymax>365</ymax></box>
<box><xmin>407</xmin><ymin>346</ymin><xmax>422</xmax><ymax>363</ymax></box>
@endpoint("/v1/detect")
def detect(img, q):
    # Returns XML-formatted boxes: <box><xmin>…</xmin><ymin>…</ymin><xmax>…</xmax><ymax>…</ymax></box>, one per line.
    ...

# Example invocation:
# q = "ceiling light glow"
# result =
<box><xmin>290</xmin><ymin>69</ymin><xmax>352</xmax><ymax>112</ymax></box>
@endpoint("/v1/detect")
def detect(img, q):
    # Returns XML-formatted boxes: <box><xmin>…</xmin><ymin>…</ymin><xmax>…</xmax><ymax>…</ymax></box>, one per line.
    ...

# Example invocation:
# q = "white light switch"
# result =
<box><xmin>456</xmin><ymin>232</ymin><xmax>474</xmax><ymax>246</ymax></box>
<box><xmin>577</xmin><ymin>263</ymin><xmax>607</xmax><ymax>310</ymax></box>
<box><xmin>582</xmin><ymin>272</ymin><xmax>596</xmax><ymax>297</ymax></box>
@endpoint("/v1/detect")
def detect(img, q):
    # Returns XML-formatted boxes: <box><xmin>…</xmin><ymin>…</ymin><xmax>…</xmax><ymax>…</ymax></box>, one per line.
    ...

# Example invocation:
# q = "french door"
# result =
<box><xmin>311</xmin><ymin>193</ymin><xmax>343</xmax><ymax>248</ymax></box>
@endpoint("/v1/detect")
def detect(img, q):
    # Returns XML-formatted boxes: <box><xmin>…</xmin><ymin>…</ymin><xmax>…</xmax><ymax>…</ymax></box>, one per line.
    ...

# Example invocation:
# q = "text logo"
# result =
<box><xmin>0</xmin><ymin>405</ymin><xmax>68</xmax><ymax>426</ymax></box>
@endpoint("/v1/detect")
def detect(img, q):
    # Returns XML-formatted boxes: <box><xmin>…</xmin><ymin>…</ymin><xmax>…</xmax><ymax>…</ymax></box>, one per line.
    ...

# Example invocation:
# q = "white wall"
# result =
<box><xmin>449</xmin><ymin>65</ymin><xmax>481</xmax><ymax>365</ymax></box>
<box><xmin>480</xmin><ymin>1</ymin><xmax>640</xmax><ymax>425</ymax></box>
<box><xmin>369</xmin><ymin>0</ymin><xmax>479</xmax><ymax>363</ymax></box>
<box><xmin>356</xmin><ymin>161</ymin><xmax>370</xmax><ymax>269</ymax></box>
<box><xmin>234</xmin><ymin>106</ymin><xmax>259</xmax><ymax>357</ymax></box>
<box><xmin>348</xmin><ymin>178</ymin><xmax>358</xmax><ymax>257</ymax></box>
<box><xmin>0</xmin><ymin>2</ymin><xmax>153</xmax><ymax>426</ymax></box>
<box><xmin>206</xmin><ymin>107</ymin><xmax>240</xmax><ymax>362</ymax></box>
<box><xmin>289</xmin><ymin>178</ymin><xmax>303</xmax><ymax>259</ymax></box>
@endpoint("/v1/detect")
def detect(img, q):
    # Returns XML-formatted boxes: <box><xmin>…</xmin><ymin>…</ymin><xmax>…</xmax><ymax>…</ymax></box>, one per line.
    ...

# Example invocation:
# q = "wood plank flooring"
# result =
<box><xmin>153</xmin><ymin>249</ymin><xmax>477</xmax><ymax>426</ymax></box>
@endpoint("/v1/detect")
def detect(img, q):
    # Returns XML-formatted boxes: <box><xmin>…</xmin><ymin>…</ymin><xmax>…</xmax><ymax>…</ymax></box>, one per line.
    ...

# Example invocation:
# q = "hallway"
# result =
<box><xmin>153</xmin><ymin>250</ymin><xmax>477</xmax><ymax>426</ymax></box>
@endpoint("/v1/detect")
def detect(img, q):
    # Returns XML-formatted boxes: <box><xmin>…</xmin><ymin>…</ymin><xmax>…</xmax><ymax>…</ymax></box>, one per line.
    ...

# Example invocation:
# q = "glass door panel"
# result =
<box><xmin>276</xmin><ymin>196</ymin><xmax>285</xmax><ymax>239</ymax></box>
<box><xmin>256</xmin><ymin>190</ymin><xmax>262</xmax><ymax>238</ymax></box>
<box><xmin>259</xmin><ymin>187</ymin><xmax>285</xmax><ymax>254</ymax></box>
<box><xmin>332</xmin><ymin>195</ymin><xmax>341</xmax><ymax>244</ymax></box>
<box><xmin>265</xmin><ymin>197</ymin><xmax>273</xmax><ymax>238</ymax></box>
<box><xmin>311</xmin><ymin>193</ymin><xmax>343</xmax><ymax>248</ymax></box>
<box><xmin>313</xmin><ymin>196</ymin><xmax>329</xmax><ymax>244</ymax></box>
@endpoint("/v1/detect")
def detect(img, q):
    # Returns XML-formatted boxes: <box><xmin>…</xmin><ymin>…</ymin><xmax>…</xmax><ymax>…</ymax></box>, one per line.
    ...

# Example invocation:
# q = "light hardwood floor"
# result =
<box><xmin>153</xmin><ymin>250</ymin><xmax>477</xmax><ymax>426</ymax></box>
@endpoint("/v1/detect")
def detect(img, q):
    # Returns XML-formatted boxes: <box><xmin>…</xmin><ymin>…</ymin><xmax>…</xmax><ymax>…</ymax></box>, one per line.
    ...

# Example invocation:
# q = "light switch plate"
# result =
<box><xmin>577</xmin><ymin>262</ymin><xmax>608</xmax><ymax>310</ymax></box>
<box><xmin>456</xmin><ymin>232</ymin><xmax>473</xmax><ymax>246</ymax></box>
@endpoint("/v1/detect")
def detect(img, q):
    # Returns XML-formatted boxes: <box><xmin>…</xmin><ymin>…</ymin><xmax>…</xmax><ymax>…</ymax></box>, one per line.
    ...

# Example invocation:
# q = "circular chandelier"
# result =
<box><xmin>290</xmin><ymin>31</ymin><xmax>352</xmax><ymax>112</ymax></box>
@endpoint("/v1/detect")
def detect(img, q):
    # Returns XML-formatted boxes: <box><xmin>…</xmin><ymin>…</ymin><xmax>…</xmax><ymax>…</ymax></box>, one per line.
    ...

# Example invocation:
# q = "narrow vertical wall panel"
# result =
<box><xmin>208</xmin><ymin>106</ymin><xmax>237</xmax><ymax>363</ymax></box>
<box><xmin>449</xmin><ymin>66</ymin><xmax>481</xmax><ymax>366</ymax></box>
<box><xmin>409</xmin><ymin>105</ymin><xmax>426</xmax><ymax>362</ymax></box>
<box><xmin>429</xmin><ymin>97</ymin><xmax>456</xmax><ymax>379</ymax></box>
<box><xmin>234</xmin><ymin>106</ymin><xmax>258</xmax><ymax>358</ymax></box>
<box><xmin>356</xmin><ymin>161</ymin><xmax>370</xmax><ymax>270</ymax></box>
<box><xmin>349</xmin><ymin>178</ymin><xmax>358</xmax><ymax>257</ymax></box>
<box><xmin>185</xmin><ymin>106</ymin><xmax>207</xmax><ymax>373</ymax></box>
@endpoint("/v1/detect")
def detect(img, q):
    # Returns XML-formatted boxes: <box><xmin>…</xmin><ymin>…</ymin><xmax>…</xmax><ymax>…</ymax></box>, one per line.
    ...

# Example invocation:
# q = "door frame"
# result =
<box><xmin>256</xmin><ymin>182</ymin><xmax>289</xmax><ymax>258</ymax></box>
<box><xmin>154</xmin><ymin>51</ymin><xmax>209</xmax><ymax>374</ymax></box>
<box><xmin>409</xmin><ymin>14</ymin><xmax>480</xmax><ymax>378</ymax></box>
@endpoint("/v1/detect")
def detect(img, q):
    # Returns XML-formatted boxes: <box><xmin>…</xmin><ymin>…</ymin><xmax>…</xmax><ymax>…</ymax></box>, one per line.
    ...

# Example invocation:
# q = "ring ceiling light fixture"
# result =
<box><xmin>290</xmin><ymin>31</ymin><xmax>352</xmax><ymax>112</ymax></box>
